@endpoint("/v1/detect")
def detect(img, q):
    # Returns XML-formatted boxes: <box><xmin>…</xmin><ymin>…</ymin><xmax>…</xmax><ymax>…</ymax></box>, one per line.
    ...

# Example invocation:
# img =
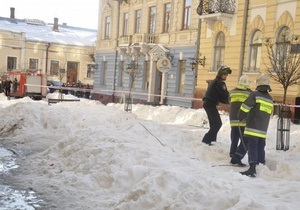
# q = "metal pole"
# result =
<box><xmin>112</xmin><ymin>0</ymin><xmax>121</xmax><ymax>102</ymax></box>
<box><xmin>238</xmin><ymin>0</ymin><xmax>249</xmax><ymax>80</ymax></box>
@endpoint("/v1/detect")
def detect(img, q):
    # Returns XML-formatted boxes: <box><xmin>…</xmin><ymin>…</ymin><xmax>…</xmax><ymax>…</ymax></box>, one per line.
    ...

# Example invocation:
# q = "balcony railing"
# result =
<box><xmin>197</xmin><ymin>0</ymin><xmax>236</xmax><ymax>15</ymax></box>
<box><xmin>119</xmin><ymin>35</ymin><xmax>132</xmax><ymax>45</ymax></box>
<box><xmin>119</xmin><ymin>34</ymin><xmax>157</xmax><ymax>45</ymax></box>
<box><xmin>132</xmin><ymin>33</ymin><xmax>157</xmax><ymax>44</ymax></box>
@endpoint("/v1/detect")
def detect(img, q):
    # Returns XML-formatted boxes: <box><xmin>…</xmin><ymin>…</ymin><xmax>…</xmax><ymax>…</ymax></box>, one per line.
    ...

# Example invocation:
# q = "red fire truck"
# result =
<box><xmin>8</xmin><ymin>71</ymin><xmax>47</xmax><ymax>100</ymax></box>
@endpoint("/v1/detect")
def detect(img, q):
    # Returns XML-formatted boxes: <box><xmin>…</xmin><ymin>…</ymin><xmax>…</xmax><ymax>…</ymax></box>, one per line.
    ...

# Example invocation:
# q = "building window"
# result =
<box><xmin>163</xmin><ymin>3</ymin><xmax>171</xmax><ymax>33</ymax></box>
<box><xmin>276</xmin><ymin>26</ymin><xmax>291</xmax><ymax>62</ymax></box>
<box><xmin>135</xmin><ymin>9</ymin><xmax>141</xmax><ymax>34</ymax></box>
<box><xmin>149</xmin><ymin>6</ymin><xmax>156</xmax><ymax>34</ymax></box>
<box><xmin>105</xmin><ymin>16</ymin><xmax>111</xmax><ymax>39</ymax></box>
<box><xmin>178</xmin><ymin>60</ymin><xmax>186</xmax><ymax>94</ymax></box>
<box><xmin>7</xmin><ymin>56</ymin><xmax>17</xmax><ymax>71</ymax></box>
<box><xmin>67</xmin><ymin>62</ymin><xmax>78</xmax><ymax>70</ymax></box>
<box><xmin>87</xmin><ymin>64</ymin><xmax>93</xmax><ymax>78</ymax></box>
<box><xmin>123</xmin><ymin>13</ymin><xmax>128</xmax><ymax>36</ymax></box>
<box><xmin>248</xmin><ymin>30</ymin><xmax>262</xmax><ymax>72</ymax></box>
<box><xmin>50</xmin><ymin>60</ymin><xmax>59</xmax><ymax>75</ymax></box>
<box><xmin>118</xmin><ymin>61</ymin><xmax>125</xmax><ymax>87</ymax></box>
<box><xmin>183</xmin><ymin>0</ymin><xmax>191</xmax><ymax>30</ymax></box>
<box><xmin>144</xmin><ymin>61</ymin><xmax>150</xmax><ymax>90</ymax></box>
<box><xmin>213</xmin><ymin>31</ymin><xmax>225</xmax><ymax>71</ymax></box>
<box><xmin>29</xmin><ymin>58</ymin><xmax>38</xmax><ymax>70</ymax></box>
<box><xmin>102</xmin><ymin>61</ymin><xmax>107</xmax><ymax>85</ymax></box>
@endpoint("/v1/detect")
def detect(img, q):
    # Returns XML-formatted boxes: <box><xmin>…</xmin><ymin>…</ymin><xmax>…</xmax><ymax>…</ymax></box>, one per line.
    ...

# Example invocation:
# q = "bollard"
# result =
<box><xmin>124</xmin><ymin>94</ymin><xmax>132</xmax><ymax>112</ymax></box>
<box><xmin>276</xmin><ymin>106</ymin><xmax>290</xmax><ymax>151</ymax></box>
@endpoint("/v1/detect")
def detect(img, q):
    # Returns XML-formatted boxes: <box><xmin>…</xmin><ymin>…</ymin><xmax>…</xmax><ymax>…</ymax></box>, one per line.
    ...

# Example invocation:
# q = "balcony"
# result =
<box><xmin>118</xmin><ymin>33</ymin><xmax>158</xmax><ymax>56</ymax></box>
<box><xmin>197</xmin><ymin>0</ymin><xmax>236</xmax><ymax>30</ymax></box>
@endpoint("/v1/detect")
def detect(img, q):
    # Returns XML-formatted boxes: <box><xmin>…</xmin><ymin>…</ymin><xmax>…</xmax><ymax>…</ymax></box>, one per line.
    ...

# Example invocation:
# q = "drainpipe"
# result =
<box><xmin>112</xmin><ymin>0</ymin><xmax>121</xmax><ymax>102</ymax></box>
<box><xmin>238</xmin><ymin>0</ymin><xmax>250</xmax><ymax>80</ymax></box>
<box><xmin>45</xmin><ymin>43</ymin><xmax>51</xmax><ymax>74</ymax></box>
<box><xmin>193</xmin><ymin>0</ymin><xmax>204</xmax><ymax>108</ymax></box>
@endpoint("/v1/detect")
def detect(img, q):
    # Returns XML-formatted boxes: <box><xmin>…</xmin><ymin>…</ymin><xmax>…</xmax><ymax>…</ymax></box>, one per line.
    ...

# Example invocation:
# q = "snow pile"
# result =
<box><xmin>1</xmin><ymin>93</ymin><xmax>300</xmax><ymax>209</ymax></box>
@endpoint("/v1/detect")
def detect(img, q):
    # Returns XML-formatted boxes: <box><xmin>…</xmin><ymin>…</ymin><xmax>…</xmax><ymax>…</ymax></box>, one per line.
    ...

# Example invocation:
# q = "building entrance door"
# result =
<box><xmin>67</xmin><ymin>62</ymin><xmax>78</xmax><ymax>84</ymax></box>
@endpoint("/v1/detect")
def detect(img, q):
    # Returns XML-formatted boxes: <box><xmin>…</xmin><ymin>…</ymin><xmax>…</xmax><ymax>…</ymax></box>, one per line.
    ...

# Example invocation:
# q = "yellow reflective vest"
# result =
<box><xmin>238</xmin><ymin>90</ymin><xmax>274</xmax><ymax>138</ymax></box>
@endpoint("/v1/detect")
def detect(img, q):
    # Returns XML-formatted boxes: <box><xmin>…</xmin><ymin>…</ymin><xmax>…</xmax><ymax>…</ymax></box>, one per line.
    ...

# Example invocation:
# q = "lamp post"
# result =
<box><xmin>189</xmin><ymin>55</ymin><xmax>206</xmax><ymax>71</ymax></box>
<box><xmin>58</xmin><ymin>68</ymin><xmax>65</xmax><ymax>100</ymax></box>
<box><xmin>123</xmin><ymin>58</ymin><xmax>143</xmax><ymax>112</ymax></box>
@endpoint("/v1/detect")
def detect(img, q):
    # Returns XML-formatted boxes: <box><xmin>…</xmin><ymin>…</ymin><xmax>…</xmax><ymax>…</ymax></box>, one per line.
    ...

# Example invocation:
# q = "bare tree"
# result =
<box><xmin>264</xmin><ymin>36</ymin><xmax>300</xmax><ymax>104</ymax></box>
<box><xmin>123</xmin><ymin>60</ymin><xmax>144</xmax><ymax>96</ymax></box>
<box><xmin>122</xmin><ymin>59</ymin><xmax>144</xmax><ymax>112</ymax></box>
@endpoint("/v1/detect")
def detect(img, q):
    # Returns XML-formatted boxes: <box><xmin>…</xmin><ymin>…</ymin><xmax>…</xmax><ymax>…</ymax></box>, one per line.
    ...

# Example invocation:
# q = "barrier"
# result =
<box><xmin>48</xmin><ymin>98</ymin><xmax>80</xmax><ymax>105</ymax></box>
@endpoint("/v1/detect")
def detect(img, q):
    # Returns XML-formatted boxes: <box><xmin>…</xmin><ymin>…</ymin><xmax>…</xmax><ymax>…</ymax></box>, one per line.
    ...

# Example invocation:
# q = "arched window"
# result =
<box><xmin>247</xmin><ymin>30</ymin><xmax>262</xmax><ymax>72</ymax></box>
<box><xmin>276</xmin><ymin>26</ymin><xmax>291</xmax><ymax>61</ymax></box>
<box><xmin>213</xmin><ymin>32</ymin><xmax>225</xmax><ymax>71</ymax></box>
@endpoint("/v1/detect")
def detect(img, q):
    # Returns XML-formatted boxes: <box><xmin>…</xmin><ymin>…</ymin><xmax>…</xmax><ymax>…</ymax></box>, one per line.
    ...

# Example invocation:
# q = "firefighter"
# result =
<box><xmin>202</xmin><ymin>66</ymin><xmax>232</xmax><ymax>145</ymax></box>
<box><xmin>238</xmin><ymin>74</ymin><xmax>274</xmax><ymax>177</ymax></box>
<box><xmin>229</xmin><ymin>75</ymin><xmax>252</xmax><ymax>166</ymax></box>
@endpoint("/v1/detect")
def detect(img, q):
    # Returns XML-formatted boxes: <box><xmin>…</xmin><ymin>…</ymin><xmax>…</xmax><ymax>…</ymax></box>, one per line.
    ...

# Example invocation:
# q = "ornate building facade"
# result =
<box><xmin>95</xmin><ymin>0</ymin><xmax>300</xmax><ymax>118</ymax></box>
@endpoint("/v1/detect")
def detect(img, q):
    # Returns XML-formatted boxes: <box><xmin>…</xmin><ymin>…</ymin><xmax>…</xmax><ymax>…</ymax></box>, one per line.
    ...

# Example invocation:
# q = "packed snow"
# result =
<box><xmin>0</xmin><ymin>93</ymin><xmax>300</xmax><ymax>210</ymax></box>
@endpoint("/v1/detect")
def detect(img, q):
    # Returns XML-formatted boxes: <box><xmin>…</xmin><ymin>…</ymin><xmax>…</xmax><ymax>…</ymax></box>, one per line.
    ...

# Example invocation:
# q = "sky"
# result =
<box><xmin>0</xmin><ymin>0</ymin><xmax>99</xmax><ymax>29</ymax></box>
<box><xmin>1</xmin><ymin>92</ymin><xmax>300</xmax><ymax>209</ymax></box>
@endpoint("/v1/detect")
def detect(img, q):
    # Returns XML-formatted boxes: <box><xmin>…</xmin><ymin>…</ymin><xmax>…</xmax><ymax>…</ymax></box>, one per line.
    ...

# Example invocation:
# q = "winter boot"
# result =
<box><xmin>230</xmin><ymin>155</ymin><xmax>246</xmax><ymax>167</ymax></box>
<box><xmin>240</xmin><ymin>163</ymin><xmax>256</xmax><ymax>177</ymax></box>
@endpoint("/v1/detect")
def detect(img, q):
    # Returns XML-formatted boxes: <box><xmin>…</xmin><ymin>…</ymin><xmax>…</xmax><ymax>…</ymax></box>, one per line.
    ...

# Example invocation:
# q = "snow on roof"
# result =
<box><xmin>0</xmin><ymin>17</ymin><xmax>97</xmax><ymax>46</ymax></box>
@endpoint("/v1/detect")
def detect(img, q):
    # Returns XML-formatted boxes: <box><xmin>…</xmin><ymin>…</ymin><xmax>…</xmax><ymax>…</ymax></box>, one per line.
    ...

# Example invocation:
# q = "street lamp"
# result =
<box><xmin>189</xmin><ymin>55</ymin><xmax>206</xmax><ymax>71</ymax></box>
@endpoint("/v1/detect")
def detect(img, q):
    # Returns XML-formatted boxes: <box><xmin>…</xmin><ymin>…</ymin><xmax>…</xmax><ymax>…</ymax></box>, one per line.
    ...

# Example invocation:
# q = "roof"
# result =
<box><xmin>0</xmin><ymin>17</ymin><xmax>97</xmax><ymax>47</ymax></box>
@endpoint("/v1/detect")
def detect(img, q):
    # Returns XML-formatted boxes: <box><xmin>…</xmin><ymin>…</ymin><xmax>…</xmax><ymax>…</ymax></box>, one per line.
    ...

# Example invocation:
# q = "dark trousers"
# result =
<box><xmin>247</xmin><ymin>136</ymin><xmax>266</xmax><ymax>164</ymax></box>
<box><xmin>230</xmin><ymin>126</ymin><xmax>246</xmax><ymax>157</ymax></box>
<box><xmin>202</xmin><ymin>104</ymin><xmax>222</xmax><ymax>143</ymax></box>
<box><xmin>5</xmin><ymin>88</ymin><xmax>10</xmax><ymax>96</ymax></box>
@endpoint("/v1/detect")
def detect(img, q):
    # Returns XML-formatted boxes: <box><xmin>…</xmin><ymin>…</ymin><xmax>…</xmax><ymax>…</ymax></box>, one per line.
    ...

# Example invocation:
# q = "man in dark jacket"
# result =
<box><xmin>4</xmin><ymin>78</ymin><xmax>12</xmax><ymax>97</ymax></box>
<box><xmin>229</xmin><ymin>75</ymin><xmax>252</xmax><ymax>166</ymax></box>
<box><xmin>238</xmin><ymin>74</ymin><xmax>274</xmax><ymax>177</ymax></box>
<box><xmin>202</xmin><ymin>66</ymin><xmax>232</xmax><ymax>145</ymax></box>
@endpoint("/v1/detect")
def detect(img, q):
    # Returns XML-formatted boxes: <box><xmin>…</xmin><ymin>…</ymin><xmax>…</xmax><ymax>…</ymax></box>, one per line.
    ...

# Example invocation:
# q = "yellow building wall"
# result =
<box><xmin>196</xmin><ymin>0</ymin><xmax>300</xmax><ymax>108</ymax></box>
<box><xmin>0</xmin><ymin>30</ymin><xmax>94</xmax><ymax>85</ymax></box>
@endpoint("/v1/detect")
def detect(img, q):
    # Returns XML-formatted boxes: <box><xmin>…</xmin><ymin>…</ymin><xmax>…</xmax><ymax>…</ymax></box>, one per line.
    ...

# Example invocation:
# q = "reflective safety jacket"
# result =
<box><xmin>238</xmin><ymin>90</ymin><xmax>273</xmax><ymax>138</ymax></box>
<box><xmin>203</xmin><ymin>76</ymin><xmax>229</xmax><ymax>106</ymax></box>
<box><xmin>229</xmin><ymin>87</ymin><xmax>252</xmax><ymax>127</ymax></box>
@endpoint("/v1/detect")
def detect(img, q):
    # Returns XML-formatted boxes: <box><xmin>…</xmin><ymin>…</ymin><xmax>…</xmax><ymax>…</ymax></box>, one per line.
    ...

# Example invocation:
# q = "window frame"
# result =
<box><xmin>50</xmin><ymin>60</ymin><xmax>59</xmax><ymax>76</ymax></box>
<box><xmin>135</xmin><ymin>9</ymin><xmax>142</xmax><ymax>34</ymax></box>
<box><xmin>123</xmin><ymin>12</ymin><xmax>129</xmax><ymax>36</ymax></box>
<box><xmin>104</xmin><ymin>16</ymin><xmax>111</xmax><ymax>39</ymax></box>
<box><xmin>118</xmin><ymin>60</ymin><xmax>125</xmax><ymax>87</ymax></box>
<box><xmin>29</xmin><ymin>58</ymin><xmax>39</xmax><ymax>70</ymax></box>
<box><xmin>183</xmin><ymin>0</ymin><xmax>191</xmax><ymax>30</ymax></box>
<box><xmin>177</xmin><ymin>60</ymin><xmax>186</xmax><ymax>94</ymax></box>
<box><xmin>247</xmin><ymin>30</ymin><xmax>262</xmax><ymax>72</ymax></box>
<box><xmin>7</xmin><ymin>56</ymin><xmax>17</xmax><ymax>71</ymax></box>
<box><xmin>213</xmin><ymin>31</ymin><xmax>225</xmax><ymax>71</ymax></box>
<box><xmin>143</xmin><ymin>60</ymin><xmax>150</xmax><ymax>90</ymax></box>
<box><xmin>149</xmin><ymin>6</ymin><xmax>156</xmax><ymax>34</ymax></box>
<box><xmin>163</xmin><ymin>3</ymin><xmax>171</xmax><ymax>33</ymax></box>
<box><xmin>102</xmin><ymin>61</ymin><xmax>107</xmax><ymax>86</ymax></box>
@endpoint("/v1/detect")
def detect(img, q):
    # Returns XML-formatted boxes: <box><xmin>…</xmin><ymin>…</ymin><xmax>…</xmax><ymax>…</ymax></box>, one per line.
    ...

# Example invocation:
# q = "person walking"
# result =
<box><xmin>229</xmin><ymin>75</ymin><xmax>252</xmax><ymax>166</ymax></box>
<box><xmin>202</xmin><ymin>66</ymin><xmax>232</xmax><ymax>145</ymax></box>
<box><xmin>4</xmin><ymin>78</ymin><xmax>12</xmax><ymax>97</ymax></box>
<box><xmin>238</xmin><ymin>74</ymin><xmax>274</xmax><ymax>177</ymax></box>
<box><xmin>13</xmin><ymin>78</ymin><xmax>19</xmax><ymax>93</ymax></box>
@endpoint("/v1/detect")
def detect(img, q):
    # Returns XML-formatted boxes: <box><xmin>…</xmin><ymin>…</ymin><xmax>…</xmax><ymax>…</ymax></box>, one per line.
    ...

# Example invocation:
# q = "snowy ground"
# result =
<box><xmin>0</xmin><ymin>92</ymin><xmax>300</xmax><ymax>210</ymax></box>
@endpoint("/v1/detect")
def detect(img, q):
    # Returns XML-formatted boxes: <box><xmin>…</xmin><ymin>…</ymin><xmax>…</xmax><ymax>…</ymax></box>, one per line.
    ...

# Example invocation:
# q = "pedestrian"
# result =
<box><xmin>229</xmin><ymin>75</ymin><xmax>252</xmax><ymax>166</ymax></box>
<box><xmin>85</xmin><ymin>83</ymin><xmax>91</xmax><ymax>99</ymax></box>
<box><xmin>5</xmin><ymin>78</ymin><xmax>12</xmax><ymax>97</ymax></box>
<box><xmin>13</xmin><ymin>78</ymin><xmax>19</xmax><ymax>93</ymax></box>
<box><xmin>202</xmin><ymin>66</ymin><xmax>232</xmax><ymax>145</ymax></box>
<box><xmin>238</xmin><ymin>74</ymin><xmax>274</xmax><ymax>177</ymax></box>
